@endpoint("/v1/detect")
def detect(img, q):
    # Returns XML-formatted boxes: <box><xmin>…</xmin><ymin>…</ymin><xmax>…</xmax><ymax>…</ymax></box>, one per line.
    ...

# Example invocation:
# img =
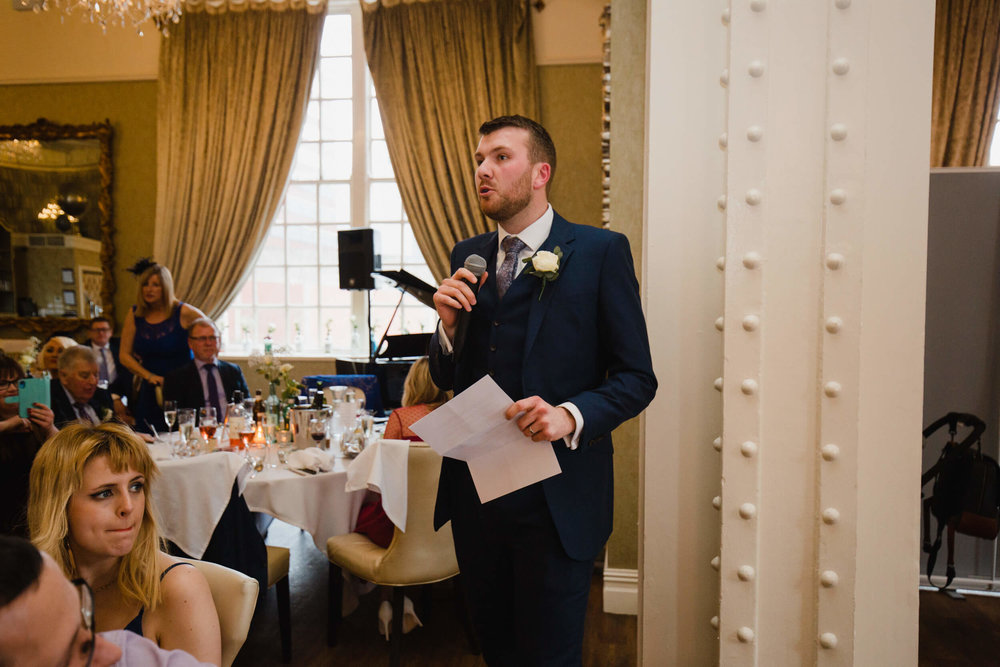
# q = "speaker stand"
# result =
<box><xmin>366</xmin><ymin>289</ymin><xmax>375</xmax><ymax>366</ymax></box>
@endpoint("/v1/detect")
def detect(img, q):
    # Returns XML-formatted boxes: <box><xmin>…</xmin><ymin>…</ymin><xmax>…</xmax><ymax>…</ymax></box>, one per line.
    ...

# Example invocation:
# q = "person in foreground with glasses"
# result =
<box><xmin>28</xmin><ymin>423</ymin><xmax>222</xmax><ymax>666</ymax></box>
<box><xmin>0</xmin><ymin>535</ymin><xmax>213</xmax><ymax>666</ymax></box>
<box><xmin>0</xmin><ymin>354</ymin><xmax>57</xmax><ymax>538</ymax></box>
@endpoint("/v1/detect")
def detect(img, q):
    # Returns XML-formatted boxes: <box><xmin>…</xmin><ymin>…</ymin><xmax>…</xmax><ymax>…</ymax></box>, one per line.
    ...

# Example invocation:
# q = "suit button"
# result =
<box><xmin>488</xmin><ymin>370</ymin><xmax>495</xmax><ymax>377</ymax></box>
<box><xmin>493</xmin><ymin>320</ymin><xmax>500</xmax><ymax>327</ymax></box>
<box><xmin>489</xmin><ymin>345</ymin><xmax>497</xmax><ymax>352</ymax></box>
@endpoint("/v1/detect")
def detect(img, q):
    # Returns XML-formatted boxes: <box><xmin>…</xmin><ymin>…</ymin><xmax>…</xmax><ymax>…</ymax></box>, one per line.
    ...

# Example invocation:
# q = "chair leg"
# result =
<box><xmin>276</xmin><ymin>575</ymin><xmax>291</xmax><ymax>663</ymax></box>
<box><xmin>453</xmin><ymin>575</ymin><xmax>481</xmax><ymax>655</ymax></box>
<box><xmin>328</xmin><ymin>563</ymin><xmax>344</xmax><ymax>646</ymax></box>
<box><xmin>389</xmin><ymin>587</ymin><xmax>404</xmax><ymax>667</ymax></box>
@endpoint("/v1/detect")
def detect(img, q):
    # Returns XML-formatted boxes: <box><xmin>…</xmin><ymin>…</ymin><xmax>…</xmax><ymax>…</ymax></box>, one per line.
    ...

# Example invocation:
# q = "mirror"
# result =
<box><xmin>0</xmin><ymin>118</ymin><xmax>115</xmax><ymax>336</ymax></box>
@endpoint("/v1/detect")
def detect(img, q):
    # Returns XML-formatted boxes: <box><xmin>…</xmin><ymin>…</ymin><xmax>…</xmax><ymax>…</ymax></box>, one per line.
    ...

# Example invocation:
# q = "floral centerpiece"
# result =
<box><xmin>247</xmin><ymin>347</ymin><xmax>301</xmax><ymax>428</ymax></box>
<box><xmin>16</xmin><ymin>336</ymin><xmax>41</xmax><ymax>375</ymax></box>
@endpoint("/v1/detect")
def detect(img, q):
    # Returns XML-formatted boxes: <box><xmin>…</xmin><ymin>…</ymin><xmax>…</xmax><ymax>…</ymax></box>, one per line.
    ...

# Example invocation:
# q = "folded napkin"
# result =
<box><xmin>286</xmin><ymin>447</ymin><xmax>335</xmax><ymax>472</ymax></box>
<box><xmin>345</xmin><ymin>439</ymin><xmax>410</xmax><ymax>531</ymax></box>
<box><xmin>147</xmin><ymin>442</ymin><xmax>172</xmax><ymax>461</ymax></box>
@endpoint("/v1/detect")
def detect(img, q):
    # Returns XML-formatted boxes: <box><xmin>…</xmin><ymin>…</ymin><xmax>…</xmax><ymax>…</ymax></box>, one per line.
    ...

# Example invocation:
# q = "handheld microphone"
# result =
<box><xmin>453</xmin><ymin>254</ymin><xmax>487</xmax><ymax>358</ymax></box>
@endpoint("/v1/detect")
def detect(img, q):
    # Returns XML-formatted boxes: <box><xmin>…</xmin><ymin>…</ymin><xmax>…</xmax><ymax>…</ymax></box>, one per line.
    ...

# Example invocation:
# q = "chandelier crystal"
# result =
<box><xmin>40</xmin><ymin>0</ymin><xmax>182</xmax><ymax>35</ymax></box>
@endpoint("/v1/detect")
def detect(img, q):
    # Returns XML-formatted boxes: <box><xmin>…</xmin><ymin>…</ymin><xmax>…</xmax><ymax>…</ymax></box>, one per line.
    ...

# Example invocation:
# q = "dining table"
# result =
<box><xmin>151</xmin><ymin>446</ymin><xmax>367</xmax><ymax>558</ymax></box>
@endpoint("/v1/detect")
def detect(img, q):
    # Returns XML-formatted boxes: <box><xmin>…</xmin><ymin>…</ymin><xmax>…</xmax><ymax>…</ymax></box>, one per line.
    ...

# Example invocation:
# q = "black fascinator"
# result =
<box><xmin>126</xmin><ymin>257</ymin><xmax>157</xmax><ymax>277</ymax></box>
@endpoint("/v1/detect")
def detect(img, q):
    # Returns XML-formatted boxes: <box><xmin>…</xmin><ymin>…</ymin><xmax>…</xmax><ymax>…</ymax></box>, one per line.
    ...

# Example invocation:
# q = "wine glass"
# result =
<box><xmin>163</xmin><ymin>400</ymin><xmax>177</xmax><ymax>438</ymax></box>
<box><xmin>198</xmin><ymin>407</ymin><xmax>218</xmax><ymax>445</ymax></box>
<box><xmin>308</xmin><ymin>417</ymin><xmax>327</xmax><ymax>448</ymax></box>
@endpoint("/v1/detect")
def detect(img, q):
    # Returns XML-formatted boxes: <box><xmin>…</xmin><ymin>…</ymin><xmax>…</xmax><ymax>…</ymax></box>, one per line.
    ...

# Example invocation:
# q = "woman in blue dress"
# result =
<box><xmin>119</xmin><ymin>261</ymin><xmax>205</xmax><ymax>434</ymax></box>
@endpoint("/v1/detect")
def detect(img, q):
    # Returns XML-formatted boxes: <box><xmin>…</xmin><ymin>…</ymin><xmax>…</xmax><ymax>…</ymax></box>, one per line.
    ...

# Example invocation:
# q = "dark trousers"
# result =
<box><xmin>450</xmin><ymin>483</ymin><xmax>593</xmax><ymax>667</ymax></box>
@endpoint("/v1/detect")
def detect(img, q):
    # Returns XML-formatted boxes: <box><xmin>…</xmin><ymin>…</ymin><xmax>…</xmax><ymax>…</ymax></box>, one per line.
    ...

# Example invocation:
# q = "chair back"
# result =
<box><xmin>177</xmin><ymin>557</ymin><xmax>259</xmax><ymax>667</ymax></box>
<box><xmin>374</xmin><ymin>443</ymin><xmax>459</xmax><ymax>584</ymax></box>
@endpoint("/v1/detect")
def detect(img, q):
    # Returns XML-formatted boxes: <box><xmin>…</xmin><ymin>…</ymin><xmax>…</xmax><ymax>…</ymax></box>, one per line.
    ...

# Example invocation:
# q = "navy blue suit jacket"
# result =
<box><xmin>86</xmin><ymin>338</ymin><xmax>133</xmax><ymax>402</ymax></box>
<box><xmin>162</xmin><ymin>359</ymin><xmax>249</xmax><ymax>414</ymax></box>
<box><xmin>50</xmin><ymin>378</ymin><xmax>114</xmax><ymax>429</ymax></box>
<box><xmin>429</xmin><ymin>212</ymin><xmax>657</xmax><ymax>561</ymax></box>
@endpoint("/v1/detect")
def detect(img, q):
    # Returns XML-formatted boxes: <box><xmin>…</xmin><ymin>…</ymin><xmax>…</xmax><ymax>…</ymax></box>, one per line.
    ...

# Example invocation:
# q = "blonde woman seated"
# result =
<box><xmin>29</xmin><ymin>422</ymin><xmax>222</xmax><ymax>666</ymax></box>
<box><xmin>29</xmin><ymin>335</ymin><xmax>78</xmax><ymax>378</ymax></box>
<box><xmin>354</xmin><ymin>356</ymin><xmax>450</xmax><ymax>638</ymax></box>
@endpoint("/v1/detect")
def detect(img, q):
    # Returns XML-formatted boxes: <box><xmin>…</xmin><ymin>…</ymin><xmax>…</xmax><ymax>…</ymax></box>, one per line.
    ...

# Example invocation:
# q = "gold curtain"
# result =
<box><xmin>931</xmin><ymin>0</ymin><xmax>1000</xmax><ymax>167</ymax></box>
<box><xmin>153</xmin><ymin>5</ymin><xmax>325</xmax><ymax>318</ymax></box>
<box><xmin>361</xmin><ymin>0</ymin><xmax>538</xmax><ymax>282</ymax></box>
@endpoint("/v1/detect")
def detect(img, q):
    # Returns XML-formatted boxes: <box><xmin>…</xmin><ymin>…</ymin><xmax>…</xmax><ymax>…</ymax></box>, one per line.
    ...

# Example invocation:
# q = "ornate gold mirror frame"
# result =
<box><xmin>0</xmin><ymin>118</ymin><xmax>115</xmax><ymax>336</ymax></box>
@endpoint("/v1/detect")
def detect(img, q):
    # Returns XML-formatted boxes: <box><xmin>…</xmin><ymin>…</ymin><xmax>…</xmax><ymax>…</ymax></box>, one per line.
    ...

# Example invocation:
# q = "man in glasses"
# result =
<box><xmin>84</xmin><ymin>317</ymin><xmax>133</xmax><ymax>420</ymax></box>
<box><xmin>163</xmin><ymin>318</ymin><xmax>249</xmax><ymax>421</ymax></box>
<box><xmin>0</xmin><ymin>536</ymin><xmax>210</xmax><ymax>666</ymax></box>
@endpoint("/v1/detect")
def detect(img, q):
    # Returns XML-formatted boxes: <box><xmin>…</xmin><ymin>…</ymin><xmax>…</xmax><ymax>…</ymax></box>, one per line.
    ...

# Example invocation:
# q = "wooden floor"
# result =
<box><xmin>233</xmin><ymin>520</ymin><xmax>636</xmax><ymax>667</ymax></box>
<box><xmin>234</xmin><ymin>520</ymin><xmax>1000</xmax><ymax>665</ymax></box>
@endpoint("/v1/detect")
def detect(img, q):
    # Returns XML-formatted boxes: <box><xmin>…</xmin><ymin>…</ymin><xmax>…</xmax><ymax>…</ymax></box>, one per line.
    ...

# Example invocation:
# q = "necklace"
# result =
<box><xmin>92</xmin><ymin>575</ymin><xmax>118</xmax><ymax>594</ymax></box>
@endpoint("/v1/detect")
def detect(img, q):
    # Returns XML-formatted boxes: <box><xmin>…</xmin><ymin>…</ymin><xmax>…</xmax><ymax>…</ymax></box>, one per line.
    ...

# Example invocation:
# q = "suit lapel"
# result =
<box><xmin>524</xmin><ymin>214</ymin><xmax>575</xmax><ymax>360</ymax></box>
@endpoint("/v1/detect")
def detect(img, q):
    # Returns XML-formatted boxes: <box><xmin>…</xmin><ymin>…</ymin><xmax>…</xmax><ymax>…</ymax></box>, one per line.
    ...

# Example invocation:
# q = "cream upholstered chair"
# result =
<box><xmin>266</xmin><ymin>545</ymin><xmax>291</xmax><ymax>663</ymax></box>
<box><xmin>178</xmin><ymin>557</ymin><xmax>259</xmax><ymax>667</ymax></box>
<box><xmin>326</xmin><ymin>442</ymin><xmax>472</xmax><ymax>666</ymax></box>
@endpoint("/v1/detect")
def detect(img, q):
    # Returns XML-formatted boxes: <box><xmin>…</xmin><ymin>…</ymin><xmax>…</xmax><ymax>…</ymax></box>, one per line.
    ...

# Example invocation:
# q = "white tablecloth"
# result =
<box><xmin>345</xmin><ymin>439</ymin><xmax>411</xmax><ymax>531</ymax></box>
<box><xmin>153</xmin><ymin>450</ymin><xmax>365</xmax><ymax>556</ymax></box>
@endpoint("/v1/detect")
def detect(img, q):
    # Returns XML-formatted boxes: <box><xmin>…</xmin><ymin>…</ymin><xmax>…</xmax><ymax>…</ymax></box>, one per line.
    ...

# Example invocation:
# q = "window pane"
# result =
<box><xmin>321</xmin><ymin>100</ymin><xmax>353</xmax><ymax>141</ymax></box>
<box><xmin>285</xmin><ymin>184</ymin><xmax>317</xmax><ymax>223</ymax></box>
<box><xmin>401</xmin><ymin>224</ymin><xmax>423</xmax><ymax>264</ymax></box>
<box><xmin>291</xmin><ymin>142</ymin><xmax>320</xmax><ymax>181</ymax></box>
<box><xmin>318</xmin><ymin>224</ymin><xmax>347</xmax><ymax>265</ymax></box>
<box><xmin>370</xmin><ymin>140</ymin><xmax>393</xmax><ymax>178</ymax></box>
<box><xmin>372</xmin><ymin>223</ymin><xmax>402</xmax><ymax>267</ymax></box>
<box><xmin>370</xmin><ymin>182</ymin><xmax>403</xmax><ymax>221</ymax></box>
<box><xmin>321</xmin><ymin>307</ymin><xmax>353</xmax><ymax>349</ymax></box>
<box><xmin>319</xmin><ymin>184</ymin><xmax>351</xmax><ymax>223</ymax></box>
<box><xmin>320</xmin><ymin>266</ymin><xmax>351</xmax><ymax>306</ymax></box>
<box><xmin>321</xmin><ymin>141</ymin><xmax>352</xmax><ymax>180</ymax></box>
<box><xmin>232</xmin><ymin>276</ymin><xmax>253</xmax><ymax>305</ymax></box>
<box><xmin>287</xmin><ymin>308</ymin><xmax>319</xmax><ymax>351</ymax></box>
<box><xmin>257</xmin><ymin>226</ymin><xmax>285</xmax><ymax>266</ymax></box>
<box><xmin>286</xmin><ymin>225</ymin><xmax>318</xmax><ymax>265</ymax></box>
<box><xmin>257</xmin><ymin>311</ymin><xmax>286</xmax><ymax>348</ymax></box>
<box><xmin>287</xmin><ymin>266</ymin><xmax>319</xmax><ymax>307</ymax></box>
<box><xmin>321</xmin><ymin>14</ymin><xmax>352</xmax><ymax>57</ymax></box>
<box><xmin>301</xmin><ymin>100</ymin><xmax>320</xmax><ymax>142</ymax></box>
<box><xmin>320</xmin><ymin>57</ymin><xmax>352</xmax><ymax>99</ymax></box>
<box><xmin>254</xmin><ymin>267</ymin><xmax>285</xmax><ymax>306</ymax></box>
<box><xmin>370</xmin><ymin>101</ymin><xmax>384</xmax><ymax>140</ymax></box>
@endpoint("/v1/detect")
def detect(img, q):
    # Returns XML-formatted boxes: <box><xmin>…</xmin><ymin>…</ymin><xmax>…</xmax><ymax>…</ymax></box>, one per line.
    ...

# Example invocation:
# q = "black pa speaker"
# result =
<box><xmin>338</xmin><ymin>228</ymin><xmax>381</xmax><ymax>290</ymax></box>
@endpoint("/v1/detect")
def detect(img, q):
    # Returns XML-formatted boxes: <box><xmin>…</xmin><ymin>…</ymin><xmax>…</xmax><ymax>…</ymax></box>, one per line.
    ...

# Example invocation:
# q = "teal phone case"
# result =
<box><xmin>16</xmin><ymin>378</ymin><xmax>50</xmax><ymax>419</ymax></box>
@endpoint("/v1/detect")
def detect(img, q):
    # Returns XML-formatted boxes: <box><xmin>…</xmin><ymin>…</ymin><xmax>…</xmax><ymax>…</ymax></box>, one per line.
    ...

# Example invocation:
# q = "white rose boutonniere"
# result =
<box><xmin>522</xmin><ymin>247</ymin><xmax>563</xmax><ymax>300</ymax></box>
<box><xmin>100</xmin><ymin>407</ymin><xmax>114</xmax><ymax>423</ymax></box>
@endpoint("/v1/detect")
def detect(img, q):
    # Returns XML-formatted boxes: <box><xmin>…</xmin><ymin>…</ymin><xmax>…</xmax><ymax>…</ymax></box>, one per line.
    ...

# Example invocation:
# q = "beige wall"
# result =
<box><xmin>0</xmin><ymin>81</ymin><xmax>159</xmax><ymax>327</ymax></box>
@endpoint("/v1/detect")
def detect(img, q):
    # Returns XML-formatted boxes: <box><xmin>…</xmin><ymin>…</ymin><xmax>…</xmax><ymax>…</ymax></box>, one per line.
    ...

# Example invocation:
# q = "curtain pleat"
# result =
<box><xmin>154</xmin><ymin>8</ymin><xmax>324</xmax><ymax>318</ymax></box>
<box><xmin>931</xmin><ymin>0</ymin><xmax>1000</xmax><ymax>167</ymax></box>
<box><xmin>362</xmin><ymin>0</ymin><xmax>538</xmax><ymax>282</ymax></box>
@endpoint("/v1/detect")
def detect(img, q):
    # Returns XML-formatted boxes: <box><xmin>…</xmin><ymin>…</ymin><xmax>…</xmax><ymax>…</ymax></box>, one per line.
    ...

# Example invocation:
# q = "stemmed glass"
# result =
<box><xmin>198</xmin><ymin>407</ymin><xmax>218</xmax><ymax>447</ymax></box>
<box><xmin>176</xmin><ymin>409</ymin><xmax>196</xmax><ymax>457</ymax></box>
<box><xmin>308</xmin><ymin>417</ymin><xmax>327</xmax><ymax>448</ymax></box>
<box><xmin>163</xmin><ymin>400</ymin><xmax>177</xmax><ymax>441</ymax></box>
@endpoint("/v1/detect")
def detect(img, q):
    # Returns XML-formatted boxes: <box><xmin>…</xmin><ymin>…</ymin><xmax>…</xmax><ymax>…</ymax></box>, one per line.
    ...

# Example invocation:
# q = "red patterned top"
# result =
<box><xmin>384</xmin><ymin>404</ymin><xmax>433</xmax><ymax>440</ymax></box>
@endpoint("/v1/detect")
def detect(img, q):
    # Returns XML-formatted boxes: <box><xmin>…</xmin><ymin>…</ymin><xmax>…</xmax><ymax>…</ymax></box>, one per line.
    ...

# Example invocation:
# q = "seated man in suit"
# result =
<box><xmin>84</xmin><ymin>317</ymin><xmax>133</xmax><ymax>422</ymax></box>
<box><xmin>50</xmin><ymin>346</ymin><xmax>114</xmax><ymax>428</ymax></box>
<box><xmin>163</xmin><ymin>318</ymin><xmax>249</xmax><ymax>422</ymax></box>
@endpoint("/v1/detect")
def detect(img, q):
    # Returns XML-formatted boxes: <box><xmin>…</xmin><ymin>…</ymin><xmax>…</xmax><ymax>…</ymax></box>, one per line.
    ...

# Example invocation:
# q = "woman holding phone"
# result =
<box><xmin>0</xmin><ymin>354</ymin><xmax>56</xmax><ymax>537</ymax></box>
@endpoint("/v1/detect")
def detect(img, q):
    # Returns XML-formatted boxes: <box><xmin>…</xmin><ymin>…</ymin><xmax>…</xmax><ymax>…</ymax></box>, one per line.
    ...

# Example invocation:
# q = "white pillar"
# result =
<box><xmin>643</xmin><ymin>1</ymin><xmax>932</xmax><ymax>664</ymax></box>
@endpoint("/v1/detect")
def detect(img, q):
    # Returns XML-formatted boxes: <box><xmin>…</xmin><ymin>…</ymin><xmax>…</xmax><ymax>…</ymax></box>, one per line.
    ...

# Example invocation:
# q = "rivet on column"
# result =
<box><xmin>821</xmin><ymin>443</ymin><xmax>840</xmax><ymax>461</ymax></box>
<box><xmin>829</xmin><ymin>189</ymin><xmax>847</xmax><ymax>205</ymax></box>
<box><xmin>742</xmin><ymin>252</ymin><xmax>762</xmax><ymax>269</ymax></box>
<box><xmin>721</xmin><ymin>8</ymin><xmax>730</xmax><ymax>25</ymax></box>
<box><xmin>748</xmin><ymin>61</ymin><xmax>765</xmax><ymax>78</ymax></box>
<box><xmin>720</xmin><ymin>69</ymin><xmax>730</xmax><ymax>87</ymax></box>
<box><xmin>742</xmin><ymin>315</ymin><xmax>760</xmax><ymax>332</ymax></box>
<box><xmin>834</xmin><ymin>0</ymin><xmax>851</xmax><ymax>9</ymax></box>
<box><xmin>820</xmin><ymin>570</ymin><xmax>839</xmax><ymax>588</ymax></box>
<box><xmin>737</xmin><ymin>565</ymin><xmax>756</xmax><ymax>581</ymax></box>
<box><xmin>825</xmin><ymin>317</ymin><xmax>843</xmax><ymax>333</ymax></box>
<box><xmin>746</xmin><ymin>125</ymin><xmax>763</xmax><ymax>142</ymax></box>
<box><xmin>741</xmin><ymin>379</ymin><xmax>758</xmax><ymax>395</ymax></box>
<box><xmin>715</xmin><ymin>317</ymin><xmax>725</xmax><ymax>331</ymax></box>
<box><xmin>713</xmin><ymin>436</ymin><xmax>723</xmax><ymax>452</ymax></box>
<box><xmin>711</xmin><ymin>556</ymin><xmax>721</xmax><ymax>571</ymax></box>
<box><xmin>739</xmin><ymin>503</ymin><xmax>757</xmax><ymax>520</ymax></box>
<box><xmin>712</xmin><ymin>495</ymin><xmax>722</xmax><ymax>510</ymax></box>
<box><xmin>830</xmin><ymin>124</ymin><xmax>848</xmax><ymax>141</ymax></box>
<box><xmin>831</xmin><ymin>58</ymin><xmax>850</xmax><ymax>75</ymax></box>
<box><xmin>749</xmin><ymin>0</ymin><xmax>766</xmax><ymax>12</ymax></box>
<box><xmin>819</xmin><ymin>633</ymin><xmax>838</xmax><ymax>649</ymax></box>
<box><xmin>710</xmin><ymin>615</ymin><xmax>720</xmax><ymax>630</ymax></box>
<box><xmin>745</xmin><ymin>189</ymin><xmax>762</xmax><ymax>205</ymax></box>
<box><xmin>737</xmin><ymin>627</ymin><xmax>755</xmax><ymax>643</ymax></box>
<box><xmin>714</xmin><ymin>377</ymin><xmax>724</xmax><ymax>392</ymax></box>
<box><xmin>716</xmin><ymin>256</ymin><xmax>726</xmax><ymax>271</ymax></box>
<box><xmin>719</xmin><ymin>132</ymin><xmax>729</xmax><ymax>149</ymax></box>
<box><xmin>718</xmin><ymin>195</ymin><xmax>728</xmax><ymax>211</ymax></box>
<box><xmin>822</xmin><ymin>507</ymin><xmax>841</xmax><ymax>525</ymax></box>
<box><xmin>740</xmin><ymin>441</ymin><xmax>757</xmax><ymax>458</ymax></box>
<box><xmin>824</xmin><ymin>381</ymin><xmax>842</xmax><ymax>397</ymax></box>
<box><xmin>826</xmin><ymin>253</ymin><xmax>845</xmax><ymax>270</ymax></box>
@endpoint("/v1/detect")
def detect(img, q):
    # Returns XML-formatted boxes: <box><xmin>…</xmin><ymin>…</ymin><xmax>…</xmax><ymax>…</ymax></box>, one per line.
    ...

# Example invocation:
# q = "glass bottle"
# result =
<box><xmin>226</xmin><ymin>390</ymin><xmax>248</xmax><ymax>450</ymax></box>
<box><xmin>252</xmin><ymin>389</ymin><xmax>265</xmax><ymax>424</ymax></box>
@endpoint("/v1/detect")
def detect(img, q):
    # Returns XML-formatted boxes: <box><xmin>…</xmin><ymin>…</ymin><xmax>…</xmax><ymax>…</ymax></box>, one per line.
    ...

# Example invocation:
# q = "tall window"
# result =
<box><xmin>219</xmin><ymin>0</ymin><xmax>438</xmax><ymax>355</ymax></box>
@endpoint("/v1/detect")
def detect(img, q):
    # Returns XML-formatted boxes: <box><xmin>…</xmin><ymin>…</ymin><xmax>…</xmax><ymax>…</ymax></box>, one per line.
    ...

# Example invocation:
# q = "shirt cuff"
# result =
<box><xmin>558</xmin><ymin>402</ymin><xmax>584</xmax><ymax>450</ymax></box>
<box><xmin>437</xmin><ymin>321</ymin><xmax>455</xmax><ymax>355</ymax></box>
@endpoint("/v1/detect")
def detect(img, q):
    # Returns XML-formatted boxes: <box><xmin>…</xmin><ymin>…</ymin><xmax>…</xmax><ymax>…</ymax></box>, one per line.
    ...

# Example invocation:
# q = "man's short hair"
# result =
<box><xmin>58</xmin><ymin>345</ymin><xmax>97</xmax><ymax>371</ymax></box>
<box><xmin>0</xmin><ymin>536</ymin><xmax>42</xmax><ymax>609</ymax></box>
<box><xmin>186</xmin><ymin>317</ymin><xmax>220</xmax><ymax>337</ymax></box>
<box><xmin>89</xmin><ymin>317</ymin><xmax>111</xmax><ymax>329</ymax></box>
<box><xmin>479</xmin><ymin>115</ymin><xmax>557</xmax><ymax>182</ymax></box>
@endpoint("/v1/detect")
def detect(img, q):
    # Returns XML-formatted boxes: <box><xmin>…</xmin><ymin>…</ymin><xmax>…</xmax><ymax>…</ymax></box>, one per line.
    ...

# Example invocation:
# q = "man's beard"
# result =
<box><xmin>479</xmin><ymin>169</ymin><xmax>533</xmax><ymax>222</ymax></box>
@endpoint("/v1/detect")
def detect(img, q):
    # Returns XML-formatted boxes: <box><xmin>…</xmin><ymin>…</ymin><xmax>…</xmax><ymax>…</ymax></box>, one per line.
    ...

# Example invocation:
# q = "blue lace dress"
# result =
<box><xmin>131</xmin><ymin>303</ymin><xmax>192</xmax><ymax>433</ymax></box>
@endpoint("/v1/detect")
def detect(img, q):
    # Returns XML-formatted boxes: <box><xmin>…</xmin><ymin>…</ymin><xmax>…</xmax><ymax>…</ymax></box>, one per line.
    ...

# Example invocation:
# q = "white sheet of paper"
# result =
<box><xmin>410</xmin><ymin>375</ymin><xmax>562</xmax><ymax>502</ymax></box>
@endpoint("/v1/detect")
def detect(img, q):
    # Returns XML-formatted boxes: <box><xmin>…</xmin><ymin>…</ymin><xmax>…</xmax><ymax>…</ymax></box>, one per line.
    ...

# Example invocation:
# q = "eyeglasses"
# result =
<box><xmin>0</xmin><ymin>379</ymin><xmax>17</xmax><ymax>390</ymax></box>
<box><xmin>71</xmin><ymin>578</ymin><xmax>95</xmax><ymax>667</ymax></box>
<box><xmin>189</xmin><ymin>336</ymin><xmax>219</xmax><ymax>343</ymax></box>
